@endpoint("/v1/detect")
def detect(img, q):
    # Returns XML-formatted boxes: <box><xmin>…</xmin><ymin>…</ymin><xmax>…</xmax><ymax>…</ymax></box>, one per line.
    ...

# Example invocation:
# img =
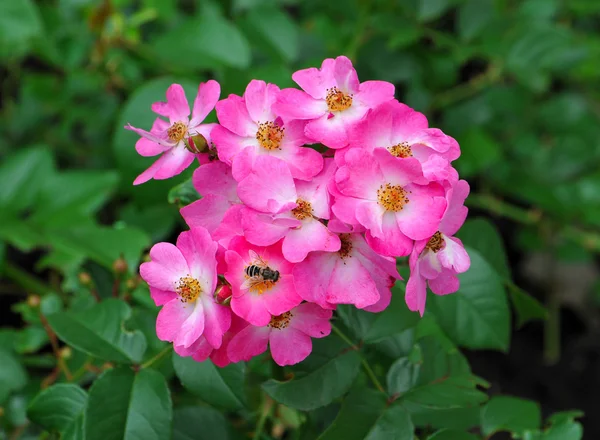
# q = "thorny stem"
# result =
<box><xmin>140</xmin><ymin>345</ymin><xmax>173</xmax><ymax>369</ymax></box>
<box><xmin>332</xmin><ymin>324</ymin><xmax>386</xmax><ymax>394</ymax></box>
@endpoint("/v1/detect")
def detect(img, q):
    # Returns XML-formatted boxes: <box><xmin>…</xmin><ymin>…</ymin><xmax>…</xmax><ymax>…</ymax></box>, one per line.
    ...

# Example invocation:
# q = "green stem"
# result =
<box><xmin>431</xmin><ymin>63</ymin><xmax>503</xmax><ymax>109</ymax></box>
<box><xmin>332</xmin><ymin>324</ymin><xmax>386</xmax><ymax>394</ymax></box>
<box><xmin>253</xmin><ymin>395</ymin><xmax>273</xmax><ymax>440</ymax></box>
<box><xmin>4</xmin><ymin>262</ymin><xmax>57</xmax><ymax>296</ymax></box>
<box><xmin>141</xmin><ymin>345</ymin><xmax>173</xmax><ymax>369</ymax></box>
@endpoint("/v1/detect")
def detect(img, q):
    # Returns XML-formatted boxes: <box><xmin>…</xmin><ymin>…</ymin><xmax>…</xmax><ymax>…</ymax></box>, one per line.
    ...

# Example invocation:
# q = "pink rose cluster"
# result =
<box><xmin>128</xmin><ymin>56</ymin><xmax>471</xmax><ymax>367</ymax></box>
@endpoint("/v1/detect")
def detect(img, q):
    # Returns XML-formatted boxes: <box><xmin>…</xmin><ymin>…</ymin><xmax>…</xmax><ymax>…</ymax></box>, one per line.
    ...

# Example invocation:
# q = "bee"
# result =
<box><xmin>241</xmin><ymin>251</ymin><xmax>280</xmax><ymax>293</ymax></box>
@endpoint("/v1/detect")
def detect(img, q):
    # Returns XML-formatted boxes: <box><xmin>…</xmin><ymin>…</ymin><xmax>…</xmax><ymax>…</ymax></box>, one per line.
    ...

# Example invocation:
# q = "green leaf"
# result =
<box><xmin>428</xmin><ymin>429</ymin><xmax>479</xmax><ymax>440</ymax></box>
<box><xmin>0</xmin><ymin>240</ymin><xmax>4</xmax><ymax>275</ymax></box>
<box><xmin>456</xmin><ymin>128</ymin><xmax>502</xmax><ymax>178</ymax></box>
<box><xmin>457</xmin><ymin>0</ymin><xmax>494</xmax><ymax>41</ymax></box>
<box><xmin>417</xmin><ymin>0</ymin><xmax>450</xmax><ymax>22</ymax></box>
<box><xmin>173</xmin><ymin>355</ymin><xmax>246</xmax><ymax>410</ymax></box>
<box><xmin>47</xmin><ymin>299</ymin><xmax>147</xmax><ymax>364</ymax></box>
<box><xmin>387</xmin><ymin>357</ymin><xmax>420</xmax><ymax>395</ymax></box>
<box><xmin>262</xmin><ymin>350</ymin><xmax>361</xmax><ymax>411</ymax></box>
<box><xmin>427</xmin><ymin>248</ymin><xmax>511</xmax><ymax>351</ymax></box>
<box><xmin>153</xmin><ymin>14</ymin><xmax>251</xmax><ymax>70</ymax></box>
<box><xmin>173</xmin><ymin>406</ymin><xmax>232</xmax><ymax>440</ymax></box>
<box><xmin>319</xmin><ymin>388</ymin><xmax>414</xmax><ymax>440</ymax></box>
<box><xmin>409</xmin><ymin>406</ymin><xmax>480</xmax><ymax>431</ymax></box>
<box><xmin>481</xmin><ymin>396</ymin><xmax>541</xmax><ymax>436</ymax></box>
<box><xmin>457</xmin><ymin>218</ymin><xmax>511</xmax><ymax>279</ymax></box>
<box><xmin>547</xmin><ymin>410</ymin><xmax>584</xmax><ymax>425</ymax></box>
<box><xmin>339</xmin><ymin>285</ymin><xmax>419</xmax><ymax>343</ymax></box>
<box><xmin>14</xmin><ymin>326</ymin><xmax>48</xmax><ymax>354</ymax></box>
<box><xmin>246</xmin><ymin>6</ymin><xmax>299</xmax><ymax>62</ymax></box>
<box><xmin>507</xmin><ymin>283</ymin><xmax>548</xmax><ymax>328</ymax></box>
<box><xmin>539</xmin><ymin>421</ymin><xmax>584</xmax><ymax>440</ymax></box>
<box><xmin>0</xmin><ymin>146</ymin><xmax>53</xmax><ymax>213</ymax></box>
<box><xmin>168</xmin><ymin>178</ymin><xmax>200</xmax><ymax>206</ymax></box>
<box><xmin>0</xmin><ymin>349</ymin><xmax>28</xmax><ymax>403</ymax></box>
<box><xmin>27</xmin><ymin>384</ymin><xmax>87</xmax><ymax>433</ymax></box>
<box><xmin>401</xmin><ymin>375</ymin><xmax>488</xmax><ymax>409</ymax></box>
<box><xmin>0</xmin><ymin>0</ymin><xmax>42</xmax><ymax>58</ymax></box>
<box><xmin>86</xmin><ymin>367</ymin><xmax>172</xmax><ymax>440</ymax></box>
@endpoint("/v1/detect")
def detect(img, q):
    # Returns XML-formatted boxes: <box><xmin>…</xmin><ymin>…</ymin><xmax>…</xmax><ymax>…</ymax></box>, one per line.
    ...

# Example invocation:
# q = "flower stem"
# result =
<box><xmin>331</xmin><ymin>324</ymin><xmax>386</xmax><ymax>394</ymax></box>
<box><xmin>253</xmin><ymin>394</ymin><xmax>273</xmax><ymax>440</ymax></box>
<box><xmin>141</xmin><ymin>345</ymin><xmax>173</xmax><ymax>369</ymax></box>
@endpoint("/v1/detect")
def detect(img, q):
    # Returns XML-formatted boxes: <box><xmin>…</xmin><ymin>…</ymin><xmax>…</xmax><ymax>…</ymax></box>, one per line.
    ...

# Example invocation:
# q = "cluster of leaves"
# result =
<box><xmin>1</xmin><ymin>0</ymin><xmax>598</xmax><ymax>438</ymax></box>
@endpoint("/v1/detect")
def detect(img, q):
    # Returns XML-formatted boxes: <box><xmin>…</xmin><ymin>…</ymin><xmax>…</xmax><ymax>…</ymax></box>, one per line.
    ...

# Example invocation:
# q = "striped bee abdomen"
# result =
<box><xmin>245</xmin><ymin>265</ymin><xmax>262</xmax><ymax>277</ymax></box>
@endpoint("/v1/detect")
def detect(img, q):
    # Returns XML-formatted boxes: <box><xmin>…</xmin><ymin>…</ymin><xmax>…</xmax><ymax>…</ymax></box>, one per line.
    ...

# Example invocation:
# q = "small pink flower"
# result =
<box><xmin>227</xmin><ymin>303</ymin><xmax>332</xmax><ymax>366</ymax></box>
<box><xmin>174</xmin><ymin>313</ymin><xmax>248</xmax><ymax>367</ymax></box>
<box><xmin>180</xmin><ymin>161</ymin><xmax>240</xmax><ymax>235</ymax></box>
<box><xmin>293</xmin><ymin>219</ymin><xmax>400</xmax><ymax>312</ymax></box>
<box><xmin>331</xmin><ymin>148</ymin><xmax>447</xmax><ymax>257</ymax></box>
<box><xmin>274</xmin><ymin>56</ymin><xmax>395</xmax><ymax>149</ymax></box>
<box><xmin>224</xmin><ymin>237</ymin><xmax>302</xmax><ymax>326</ymax></box>
<box><xmin>125</xmin><ymin>81</ymin><xmax>221</xmax><ymax>185</ymax></box>
<box><xmin>238</xmin><ymin>156</ymin><xmax>341</xmax><ymax>262</ymax></box>
<box><xmin>140</xmin><ymin>227</ymin><xmax>231</xmax><ymax>350</ymax></box>
<box><xmin>212</xmin><ymin>80</ymin><xmax>323</xmax><ymax>181</ymax></box>
<box><xmin>341</xmin><ymin>100</ymin><xmax>460</xmax><ymax>183</ymax></box>
<box><xmin>405</xmin><ymin>180</ymin><xmax>471</xmax><ymax>316</ymax></box>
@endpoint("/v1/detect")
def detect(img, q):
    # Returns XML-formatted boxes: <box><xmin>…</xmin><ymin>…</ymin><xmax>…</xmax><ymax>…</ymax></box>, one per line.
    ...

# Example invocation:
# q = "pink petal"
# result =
<box><xmin>216</xmin><ymin>94</ymin><xmax>257</xmax><ymax>137</ymax></box>
<box><xmin>269</xmin><ymin>327</ymin><xmax>312</xmax><ymax>366</ymax></box>
<box><xmin>294</xmin><ymin>157</ymin><xmax>335</xmax><ymax>217</ymax></box>
<box><xmin>438</xmin><ymin>236</ymin><xmax>470</xmax><ymax>273</ymax></box>
<box><xmin>180</xmin><ymin>195</ymin><xmax>232</xmax><ymax>234</ymax></box>
<box><xmin>289</xmin><ymin>302</ymin><xmax>333</xmax><ymax>338</ymax></box>
<box><xmin>277</xmin><ymin>144</ymin><xmax>324</xmax><ymax>181</ymax></box>
<box><xmin>227</xmin><ymin>325</ymin><xmax>271</xmax><ymax>363</ymax></box>
<box><xmin>326</xmin><ymin>254</ymin><xmax>380</xmax><ymax>309</ymax></box>
<box><xmin>355</xmin><ymin>80</ymin><xmax>395</xmax><ymax>109</ymax></box>
<box><xmin>390</xmin><ymin>103</ymin><xmax>429</xmax><ymax>140</ymax></box>
<box><xmin>190</xmin><ymin>80</ymin><xmax>221</xmax><ymax>127</ymax></box>
<box><xmin>273</xmin><ymin>88</ymin><xmax>327</xmax><ymax>120</ymax></box>
<box><xmin>237</xmin><ymin>156</ymin><xmax>297</xmax><ymax>214</ymax></box>
<box><xmin>140</xmin><ymin>243</ymin><xmax>188</xmax><ymax>291</ymax></box>
<box><xmin>152</xmin><ymin>84</ymin><xmax>190</xmax><ymax>123</ymax></box>
<box><xmin>213</xmin><ymin>204</ymin><xmax>245</xmax><ymax>247</ymax></box>
<box><xmin>348</xmin><ymin>105</ymin><xmax>394</xmax><ymax>150</ymax></box>
<box><xmin>356</xmin><ymin>202</ymin><xmax>386</xmax><ymax>238</ymax></box>
<box><xmin>330</xmin><ymin>195</ymin><xmax>365</xmax><ymax>226</ymax></box>
<box><xmin>125</xmin><ymin>124</ymin><xmax>174</xmax><ymax>148</ymax></box>
<box><xmin>200</xmin><ymin>295</ymin><xmax>232</xmax><ymax>349</ymax></box>
<box><xmin>211</xmin><ymin>125</ymin><xmax>253</xmax><ymax>165</ymax></box>
<box><xmin>428</xmin><ymin>268</ymin><xmax>460</xmax><ymax>296</ymax></box>
<box><xmin>439</xmin><ymin>180</ymin><xmax>470</xmax><ymax>236</ymax></box>
<box><xmin>373</xmin><ymin>149</ymin><xmax>424</xmax><ymax>187</ymax></box>
<box><xmin>282</xmin><ymin>220</ymin><xmax>341</xmax><ymax>263</ymax></box>
<box><xmin>291</xmin><ymin>58</ymin><xmax>336</xmax><ymax>99</ymax></box>
<box><xmin>261</xmin><ymin>274</ymin><xmax>303</xmax><ymax>316</ymax></box>
<box><xmin>135</xmin><ymin>138</ymin><xmax>170</xmax><ymax>157</ymax></box>
<box><xmin>152</xmin><ymin>146</ymin><xmax>197</xmax><ymax>180</ymax></box>
<box><xmin>149</xmin><ymin>287</ymin><xmax>177</xmax><ymax>307</ymax></box>
<box><xmin>292</xmin><ymin>252</ymin><xmax>338</xmax><ymax>309</ymax></box>
<box><xmin>156</xmin><ymin>298</ymin><xmax>200</xmax><ymax>345</ymax></box>
<box><xmin>365</xmin><ymin>214</ymin><xmax>414</xmax><ymax>257</ymax></box>
<box><xmin>333</xmin><ymin>56</ymin><xmax>360</xmax><ymax>94</ymax></box>
<box><xmin>192</xmin><ymin>161</ymin><xmax>238</xmax><ymax>201</ymax></box>
<box><xmin>241</xmin><ymin>208</ymin><xmax>291</xmax><ymax>246</ymax></box>
<box><xmin>395</xmin><ymin>184</ymin><xmax>447</xmax><ymax>240</ymax></box>
<box><xmin>305</xmin><ymin>113</ymin><xmax>349</xmax><ymax>149</ymax></box>
<box><xmin>174</xmin><ymin>335</ymin><xmax>212</xmax><ymax>358</ymax></box>
<box><xmin>335</xmin><ymin>149</ymin><xmax>384</xmax><ymax>199</ymax></box>
<box><xmin>231</xmin><ymin>290</ymin><xmax>272</xmax><ymax>327</ymax></box>
<box><xmin>133</xmin><ymin>158</ymin><xmax>163</xmax><ymax>186</ymax></box>
<box><xmin>405</xmin><ymin>263</ymin><xmax>427</xmax><ymax>316</ymax></box>
<box><xmin>244</xmin><ymin>80</ymin><xmax>279</xmax><ymax>123</ymax></box>
<box><xmin>175</xmin><ymin>228</ymin><xmax>218</xmax><ymax>293</ymax></box>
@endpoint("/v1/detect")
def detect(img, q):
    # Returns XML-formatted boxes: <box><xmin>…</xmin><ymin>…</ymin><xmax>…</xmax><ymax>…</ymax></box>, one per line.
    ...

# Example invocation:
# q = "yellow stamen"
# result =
<box><xmin>338</xmin><ymin>234</ymin><xmax>353</xmax><ymax>259</ymax></box>
<box><xmin>388</xmin><ymin>142</ymin><xmax>413</xmax><ymax>158</ymax></box>
<box><xmin>176</xmin><ymin>276</ymin><xmax>202</xmax><ymax>303</ymax></box>
<box><xmin>291</xmin><ymin>198</ymin><xmax>313</xmax><ymax>220</ymax></box>
<box><xmin>377</xmin><ymin>183</ymin><xmax>410</xmax><ymax>212</ymax></box>
<box><xmin>256</xmin><ymin>121</ymin><xmax>284</xmax><ymax>150</ymax></box>
<box><xmin>426</xmin><ymin>231</ymin><xmax>444</xmax><ymax>253</ymax></box>
<box><xmin>168</xmin><ymin>122</ymin><xmax>188</xmax><ymax>142</ymax></box>
<box><xmin>269</xmin><ymin>312</ymin><xmax>292</xmax><ymax>330</ymax></box>
<box><xmin>326</xmin><ymin>87</ymin><xmax>353</xmax><ymax>112</ymax></box>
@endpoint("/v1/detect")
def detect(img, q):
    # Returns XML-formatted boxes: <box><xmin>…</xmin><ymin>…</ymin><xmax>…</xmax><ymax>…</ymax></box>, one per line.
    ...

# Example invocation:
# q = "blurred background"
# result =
<box><xmin>1</xmin><ymin>0</ymin><xmax>600</xmax><ymax>437</ymax></box>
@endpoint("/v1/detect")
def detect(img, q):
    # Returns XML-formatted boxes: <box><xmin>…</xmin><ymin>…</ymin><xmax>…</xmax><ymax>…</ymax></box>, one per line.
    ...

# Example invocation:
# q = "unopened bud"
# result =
<box><xmin>59</xmin><ymin>346</ymin><xmax>72</xmax><ymax>359</ymax></box>
<box><xmin>79</xmin><ymin>272</ymin><xmax>92</xmax><ymax>286</ymax></box>
<box><xmin>102</xmin><ymin>362</ymin><xmax>114</xmax><ymax>371</ymax></box>
<box><xmin>126</xmin><ymin>277</ymin><xmax>139</xmax><ymax>290</ymax></box>
<box><xmin>0</xmin><ymin>407</ymin><xmax>4</xmax><ymax>417</ymax></box>
<box><xmin>27</xmin><ymin>294</ymin><xmax>41</xmax><ymax>308</ymax></box>
<box><xmin>215</xmin><ymin>284</ymin><xmax>232</xmax><ymax>305</ymax></box>
<box><xmin>184</xmin><ymin>134</ymin><xmax>208</xmax><ymax>154</ymax></box>
<box><xmin>113</xmin><ymin>256</ymin><xmax>128</xmax><ymax>275</ymax></box>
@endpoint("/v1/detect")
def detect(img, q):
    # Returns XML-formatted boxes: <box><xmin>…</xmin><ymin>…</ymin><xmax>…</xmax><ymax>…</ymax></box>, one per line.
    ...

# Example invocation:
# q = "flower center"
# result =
<box><xmin>326</xmin><ymin>87</ymin><xmax>353</xmax><ymax>112</ymax></box>
<box><xmin>388</xmin><ymin>142</ymin><xmax>413</xmax><ymax>158</ymax></box>
<box><xmin>291</xmin><ymin>198</ymin><xmax>313</xmax><ymax>220</ymax></box>
<box><xmin>338</xmin><ymin>234</ymin><xmax>353</xmax><ymax>259</ymax></box>
<box><xmin>425</xmin><ymin>231</ymin><xmax>445</xmax><ymax>253</ymax></box>
<box><xmin>168</xmin><ymin>122</ymin><xmax>188</xmax><ymax>142</ymax></box>
<box><xmin>176</xmin><ymin>276</ymin><xmax>202</xmax><ymax>303</ymax></box>
<box><xmin>256</xmin><ymin>121</ymin><xmax>284</xmax><ymax>150</ymax></box>
<box><xmin>377</xmin><ymin>183</ymin><xmax>409</xmax><ymax>212</ymax></box>
<box><xmin>268</xmin><ymin>312</ymin><xmax>292</xmax><ymax>330</ymax></box>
